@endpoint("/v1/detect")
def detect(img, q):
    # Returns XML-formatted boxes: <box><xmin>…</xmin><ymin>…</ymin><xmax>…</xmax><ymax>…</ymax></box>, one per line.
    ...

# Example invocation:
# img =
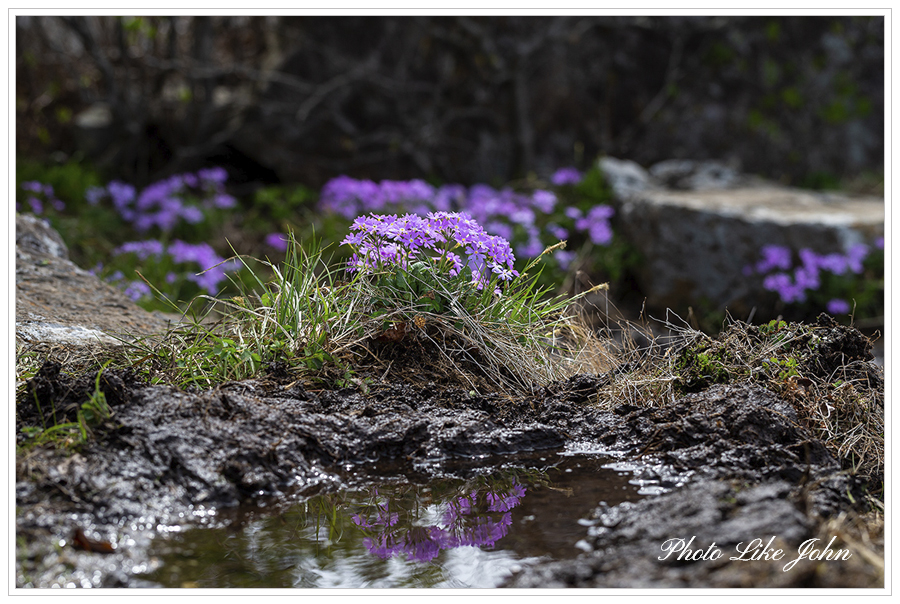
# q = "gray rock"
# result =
<box><xmin>607</xmin><ymin>169</ymin><xmax>883</xmax><ymax>317</ymax></box>
<box><xmin>597</xmin><ymin>156</ymin><xmax>656</xmax><ymax>199</ymax></box>
<box><xmin>15</xmin><ymin>215</ymin><xmax>170</xmax><ymax>346</ymax></box>
<box><xmin>649</xmin><ymin>159</ymin><xmax>743</xmax><ymax>190</ymax></box>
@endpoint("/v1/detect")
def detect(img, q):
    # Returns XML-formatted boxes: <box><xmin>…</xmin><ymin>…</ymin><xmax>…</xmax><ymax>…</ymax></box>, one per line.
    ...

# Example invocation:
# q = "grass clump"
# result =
<box><xmin>585</xmin><ymin>313</ymin><xmax>883</xmax><ymax>487</ymax></box>
<box><xmin>135</xmin><ymin>213</ymin><xmax>612</xmax><ymax>395</ymax></box>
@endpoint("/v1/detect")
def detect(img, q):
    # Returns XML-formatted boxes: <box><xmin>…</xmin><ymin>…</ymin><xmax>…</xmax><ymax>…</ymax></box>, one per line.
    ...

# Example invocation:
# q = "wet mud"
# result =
<box><xmin>16</xmin><ymin>351</ymin><xmax>882</xmax><ymax>588</ymax></box>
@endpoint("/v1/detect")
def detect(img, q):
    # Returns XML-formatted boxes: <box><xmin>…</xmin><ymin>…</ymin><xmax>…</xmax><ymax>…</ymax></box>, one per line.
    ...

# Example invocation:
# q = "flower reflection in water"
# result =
<box><xmin>352</xmin><ymin>481</ymin><xmax>527</xmax><ymax>563</ymax></box>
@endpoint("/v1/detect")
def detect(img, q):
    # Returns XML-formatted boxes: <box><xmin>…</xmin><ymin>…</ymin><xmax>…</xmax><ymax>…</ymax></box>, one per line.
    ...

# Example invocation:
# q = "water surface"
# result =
<box><xmin>140</xmin><ymin>451</ymin><xmax>644</xmax><ymax>588</ymax></box>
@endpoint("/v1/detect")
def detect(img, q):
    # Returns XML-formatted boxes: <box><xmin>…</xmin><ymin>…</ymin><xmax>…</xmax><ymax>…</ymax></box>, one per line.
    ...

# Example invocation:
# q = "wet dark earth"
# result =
<box><xmin>16</xmin><ymin>360</ymin><xmax>884</xmax><ymax>588</ymax></box>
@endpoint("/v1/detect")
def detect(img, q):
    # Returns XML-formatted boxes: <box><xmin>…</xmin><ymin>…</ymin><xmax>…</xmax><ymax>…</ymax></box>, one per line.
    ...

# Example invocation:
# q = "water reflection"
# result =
<box><xmin>141</xmin><ymin>453</ymin><xmax>642</xmax><ymax>588</ymax></box>
<box><xmin>353</xmin><ymin>480</ymin><xmax>526</xmax><ymax>562</ymax></box>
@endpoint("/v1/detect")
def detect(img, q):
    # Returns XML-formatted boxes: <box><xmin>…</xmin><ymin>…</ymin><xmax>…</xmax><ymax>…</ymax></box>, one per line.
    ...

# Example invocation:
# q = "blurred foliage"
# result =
<box><xmin>15</xmin><ymin>15</ymin><xmax>884</xmax><ymax>189</ymax></box>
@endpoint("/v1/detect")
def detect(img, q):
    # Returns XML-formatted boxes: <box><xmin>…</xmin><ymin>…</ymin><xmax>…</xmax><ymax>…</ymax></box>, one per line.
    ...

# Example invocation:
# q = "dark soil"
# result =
<box><xmin>16</xmin><ymin>353</ymin><xmax>883</xmax><ymax>588</ymax></box>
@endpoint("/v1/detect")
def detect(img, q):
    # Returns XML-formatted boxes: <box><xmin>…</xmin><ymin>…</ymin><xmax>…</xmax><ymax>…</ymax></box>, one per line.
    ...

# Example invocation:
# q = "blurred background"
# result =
<box><xmin>14</xmin><ymin>15</ymin><xmax>885</xmax><ymax>333</ymax></box>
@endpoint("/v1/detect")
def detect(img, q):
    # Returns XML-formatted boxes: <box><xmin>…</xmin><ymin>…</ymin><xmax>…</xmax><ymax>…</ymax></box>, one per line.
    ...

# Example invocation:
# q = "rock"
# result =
<box><xmin>600</xmin><ymin>159</ymin><xmax>884</xmax><ymax>317</ymax></box>
<box><xmin>597</xmin><ymin>156</ymin><xmax>657</xmax><ymax>199</ymax></box>
<box><xmin>15</xmin><ymin>215</ymin><xmax>170</xmax><ymax>346</ymax></box>
<box><xmin>648</xmin><ymin>159</ymin><xmax>743</xmax><ymax>190</ymax></box>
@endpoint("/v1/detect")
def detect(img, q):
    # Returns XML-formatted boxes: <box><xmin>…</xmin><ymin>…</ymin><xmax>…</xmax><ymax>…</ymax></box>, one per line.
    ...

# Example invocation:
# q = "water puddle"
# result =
<box><xmin>139</xmin><ymin>452</ymin><xmax>645</xmax><ymax>588</ymax></box>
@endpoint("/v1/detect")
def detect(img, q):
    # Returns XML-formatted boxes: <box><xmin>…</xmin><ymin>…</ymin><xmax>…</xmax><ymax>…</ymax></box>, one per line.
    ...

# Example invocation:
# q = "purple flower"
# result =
<box><xmin>574</xmin><ymin>205</ymin><xmax>615</xmax><ymax>245</ymax></box>
<box><xmin>556</xmin><ymin>250</ymin><xmax>576</xmax><ymax>270</ymax></box>
<box><xmin>21</xmin><ymin>181</ymin><xmax>43</xmax><ymax>193</ymax></box>
<box><xmin>564</xmin><ymin>207</ymin><xmax>583</xmax><ymax>220</ymax></box>
<box><xmin>817</xmin><ymin>253</ymin><xmax>848</xmax><ymax>275</ymax></box>
<box><xmin>342</xmin><ymin>211</ymin><xmax>517</xmax><ymax>286</ymax></box>
<box><xmin>122</xmin><ymin>280</ymin><xmax>152</xmax><ymax>301</ymax></box>
<box><xmin>265</xmin><ymin>232</ymin><xmax>289</xmax><ymax>252</ymax></box>
<box><xmin>546</xmin><ymin>223</ymin><xmax>569</xmax><ymax>241</ymax></box>
<box><xmin>845</xmin><ymin>243</ymin><xmax>869</xmax><ymax>274</ymax></box>
<box><xmin>793</xmin><ymin>265</ymin><xmax>820</xmax><ymax>291</ymax></box>
<box><xmin>517</xmin><ymin>237</ymin><xmax>545</xmax><ymax>259</ymax></box>
<box><xmin>180</xmin><ymin>206</ymin><xmax>205</xmax><ymax>224</ymax></box>
<box><xmin>763</xmin><ymin>272</ymin><xmax>806</xmax><ymax>304</ymax></box>
<box><xmin>166</xmin><ymin>240</ymin><xmax>235</xmax><ymax>294</ymax></box>
<box><xmin>484</xmin><ymin>221</ymin><xmax>514</xmax><ymax>242</ymax></box>
<box><xmin>27</xmin><ymin>197</ymin><xmax>43</xmax><ymax>214</ymax></box>
<box><xmin>85</xmin><ymin>186</ymin><xmax>105</xmax><ymax>205</ymax></box>
<box><xmin>531</xmin><ymin>189</ymin><xmax>557</xmax><ymax>214</ymax></box>
<box><xmin>211</xmin><ymin>193</ymin><xmax>237</xmax><ymax>209</ymax></box>
<box><xmin>755</xmin><ymin>245</ymin><xmax>793</xmax><ymax>273</ymax></box>
<box><xmin>827</xmin><ymin>298</ymin><xmax>851</xmax><ymax>315</ymax></box>
<box><xmin>198</xmin><ymin>167</ymin><xmax>228</xmax><ymax>184</ymax></box>
<box><xmin>550</xmin><ymin>167</ymin><xmax>583</xmax><ymax>186</ymax></box>
<box><xmin>875</xmin><ymin>237</ymin><xmax>884</xmax><ymax>250</ymax></box>
<box><xmin>115</xmin><ymin>240</ymin><xmax>165</xmax><ymax>260</ymax></box>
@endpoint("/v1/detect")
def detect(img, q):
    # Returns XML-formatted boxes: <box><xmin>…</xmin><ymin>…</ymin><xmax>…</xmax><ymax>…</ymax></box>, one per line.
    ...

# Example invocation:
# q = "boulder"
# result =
<box><xmin>599</xmin><ymin>158</ymin><xmax>884</xmax><ymax>318</ymax></box>
<box><xmin>15</xmin><ymin>215</ymin><xmax>170</xmax><ymax>347</ymax></box>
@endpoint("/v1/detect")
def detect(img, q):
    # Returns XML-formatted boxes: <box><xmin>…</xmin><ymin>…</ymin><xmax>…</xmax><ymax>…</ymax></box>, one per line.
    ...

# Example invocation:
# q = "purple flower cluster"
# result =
<box><xmin>112</xmin><ymin>238</ymin><xmax>237</xmax><ymax>297</ymax></box>
<box><xmin>265</xmin><ymin>232</ymin><xmax>289</xmax><ymax>252</ymax></box>
<box><xmin>342</xmin><ymin>212</ymin><xmax>519</xmax><ymax>288</ymax></box>
<box><xmin>17</xmin><ymin>181</ymin><xmax>66</xmax><ymax>214</ymax></box>
<box><xmin>320</xmin><ymin>175</ymin><xmax>614</xmax><ymax>269</ymax></box>
<box><xmin>321</xmin><ymin>176</ymin><xmax>450</xmax><ymax>220</ymax></box>
<box><xmin>550</xmin><ymin>167</ymin><xmax>583</xmax><ymax>186</ymax></box>
<box><xmin>355</xmin><ymin>482</ymin><xmax>525</xmax><ymax>563</ymax></box>
<box><xmin>747</xmin><ymin>242</ymin><xmax>875</xmax><ymax>309</ymax></box>
<box><xmin>86</xmin><ymin>168</ymin><xmax>236</xmax><ymax>233</ymax></box>
<box><xmin>570</xmin><ymin>205</ymin><xmax>615</xmax><ymax>245</ymax></box>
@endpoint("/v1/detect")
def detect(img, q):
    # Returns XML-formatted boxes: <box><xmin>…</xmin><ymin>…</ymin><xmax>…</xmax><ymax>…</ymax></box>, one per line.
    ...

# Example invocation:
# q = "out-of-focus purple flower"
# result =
<box><xmin>265</xmin><ymin>232</ymin><xmax>289</xmax><ymax>252</ymax></box>
<box><xmin>756</xmin><ymin>245</ymin><xmax>793</xmax><ymax>273</ymax></box>
<box><xmin>115</xmin><ymin>240</ymin><xmax>165</xmax><ymax>260</ymax></box>
<box><xmin>433</xmin><ymin>184</ymin><xmax>466</xmax><ymax>212</ymax></box>
<box><xmin>122</xmin><ymin>280</ymin><xmax>152</xmax><ymax>301</ymax></box>
<box><xmin>793</xmin><ymin>265</ymin><xmax>820</xmax><ymax>291</ymax></box>
<box><xmin>21</xmin><ymin>181</ymin><xmax>43</xmax><ymax>193</ymax></box>
<box><xmin>198</xmin><ymin>167</ymin><xmax>228</xmax><ymax>184</ymax></box>
<box><xmin>763</xmin><ymin>272</ymin><xmax>806</xmax><ymax>304</ymax></box>
<box><xmin>550</xmin><ymin>167</ymin><xmax>583</xmax><ymax>186</ymax></box>
<box><xmin>531</xmin><ymin>189</ymin><xmax>557</xmax><ymax>214</ymax></box>
<box><xmin>166</xmin><ymin>240</ymin><xmax>235</xmax><ymax>294</ymax></box>
<box><xmin>556</xmin><ymin>250</ymin><xmax>576</xmax><ymax>270</ymax></box>
<box><xmin>845</xmin><ymin>243</ymin><xmax>869</xmax><ymax>274</ymax></box>
<box><xmin>165</xmin><ymin>272</ymin><xmax>178</xmax><ymax>284</ymax></box>
<box><xmin>485</xmin><ymin>221</ymin><xmax>514</xmax><ymax>242</ymax></box>
<box><xmin>817</xmin><ymin>253</ymin><xmax>848</xmax><ymax>275</ymax></box>
<box><xmin>180</xmin><ymin>206</ymin><xmax>205</xmax><ymax>224</ymax></box>
<box><xmin>211</xmin><ymin>193</ymin><xmax>237</xmax><ymax>209</ymax></box>
<box><xmin>108</xmin><ymin>181</ymin><xmax>136</xmax><ymax>208</ymax></box>
<box><xmin>27</xmin><ymin>197</ymin><xmax>43</xmax><ymax>214</ymax></box>
<box><xmin>85</xmin><ymin>186</ymin><xmax>105</xmax><ymax>206</ymax></box>
<box><xmin>517</xmin><ymin>238</ymin><xmax>545</xmax><ymax>259</ymax></box>
<box><xmin>575</xmin><ymin>205</ymin><xmax>614</xmax><ymax>245</ymax></box>
<box><xmin>827</xmin><ymin>298</ymin><xmax>851</xmax><ymax>315</ymax></box>
<box><xmin>546</xmin><ymin>223</ymin><xmax>568</xmax><ymax>241</ymax></box>
<box><xmin>564</xmin><ymin>207</ymin><xmax>583</xmax><ymax>220</ymax></box>
<box><xmin>875</xmin><ymin>237</ymin><xmax>884</xmax><ymax>250</ymax></box>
